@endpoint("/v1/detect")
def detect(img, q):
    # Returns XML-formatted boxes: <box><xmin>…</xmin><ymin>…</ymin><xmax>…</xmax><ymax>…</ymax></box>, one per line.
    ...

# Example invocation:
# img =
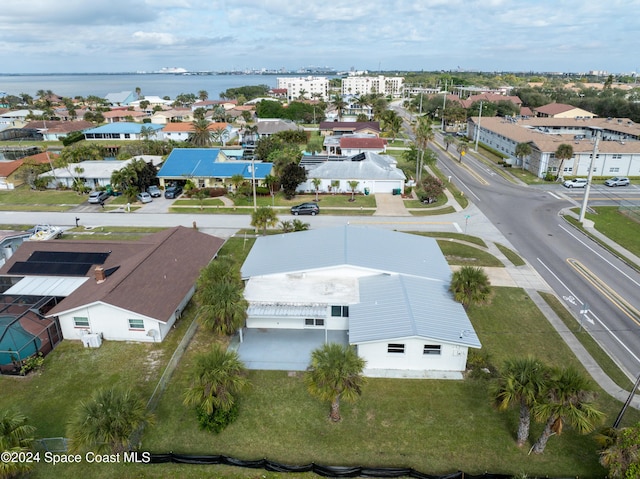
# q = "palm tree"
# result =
<box><xmin>449</xmin><ymin>266</ymin><xmax>491</xmax><ymax>309</ymax></box>
<box><xmin>331</xmin><ymin>94</ymin><xmax>347</xmax><ymax>121</ymax></box>
<box><xmin>251</xmin><ymin>206</ymin><xmax>279</xmax><ymax>235</ymax></box>
<box><xmin>67</xmin><ymin>387</ymin><xmax>154</xmax><ymax>454</ymax></box>
<box><xmin>414</xmin><ymin>117</ymin><xmax>434</xmax><ymax>182</ymax></box>
<box><xmin>135</xmin><ymin>86</ymin><xmax>142</xmax><ymax>100</ymax></box>
<box><xmin>196</xmin><ymin>280</ymin><xmax>247</xmax><ymax>335</ymax></box>
<box><xmin>515</xmin><ymin>142</ymin><xmax>532</xmax><ymax>170</ymax></box>
<box><xmin>493</xmin><ymin>357</ymin><xmax>548</xmax><ymax>447</ymax></box>
<box><xmin>531</xmin><ymin>366</ymin><xmax>604</xmax><ymax>454</ymax></box>
<box><xmin>443</xmin><ymin>134</ymin><xmax>456</xmax><ymax>151</ymax></box>
<box><xmin>0</xmin><ymin>410</ymin><xmax>36</xmax><ymax>479</ymax></box>
<box><xmin>183</xmin><ymin>345</ymin><xmax>248</xmax><ymax>416</ymax></box>
<box><xmin>230</xmin><ymin>173</ymin><xmax>245</xmax><ymax>193</ymax></box>
<box><xmin>554</xmin><ymin>143</ymin><xmax>574</xmax><ymax>180</ymax></box>
<box><xmin>456</xmin><ymin>138</ymin><xmax>469</xmax><ymax>163</ymax></box>
<box><xmin>187</xmin><ymin>119</ymin><xmax>213</xmax><ymax>147</ymax></box>
<box><xmin>198</xmin><ymin>90</ymin><xmax>208</xmax><ymax>101</ymax></box>
<box><xmin>596</xmin><ymin>424</ymin><xmax>640</xmax><ymax>478</ymax></box>
<box><xmin>304</xmin><ymin>343</ymin><xmax>366</xmax><ymax>422</ymax></box>
<box><xmin>312</xmin><ymin>178</ymin><xmax>321</xmax><ymax>201</ymax></box>
<box><xmin>347</xmin><ymin>180</ymin><xmax>359</xmax><ymax>201</ymax></box>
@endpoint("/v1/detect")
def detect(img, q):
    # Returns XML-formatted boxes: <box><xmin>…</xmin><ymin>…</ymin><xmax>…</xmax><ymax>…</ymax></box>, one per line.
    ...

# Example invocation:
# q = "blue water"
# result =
<box><xmin>0</xmin><ymin>73</ymin><xmax>286</xmax><ymax>100</ymax></box>
<box><xmin>0</xmin><ymin>316</ymin><xmax>40</xmax><ymax>365</ymax></box>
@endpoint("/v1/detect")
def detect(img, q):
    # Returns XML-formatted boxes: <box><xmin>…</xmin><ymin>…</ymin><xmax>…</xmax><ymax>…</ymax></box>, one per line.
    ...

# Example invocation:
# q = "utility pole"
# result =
<box><xmin>578</xmin><ymin>127</ymin><xmax>602</xmax><ymax>223</ymax></box>
<box><xmin>441</xmin><ymin>80</ymin><xmax>447</xmax><ymax>131</ymax></box>
<box><xmin>474</xmin><ymin>101</ymin><xmax>483</xmax><ymax>151</ymax></box>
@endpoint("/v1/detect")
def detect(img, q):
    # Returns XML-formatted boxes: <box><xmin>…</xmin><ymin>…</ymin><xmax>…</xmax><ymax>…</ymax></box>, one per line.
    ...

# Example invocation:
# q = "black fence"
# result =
<box><xmin>150</xmin><ymin>453</ymin><xmax>517</xmax><ymax>479</ymax></box>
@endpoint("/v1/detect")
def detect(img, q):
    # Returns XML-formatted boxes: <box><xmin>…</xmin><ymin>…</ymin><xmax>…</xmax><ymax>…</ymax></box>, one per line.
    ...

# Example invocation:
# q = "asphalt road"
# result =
<box><xmin>433</xmin><ymin>138</ymin><xmax>640</xmax><ymax>380</ymax></box>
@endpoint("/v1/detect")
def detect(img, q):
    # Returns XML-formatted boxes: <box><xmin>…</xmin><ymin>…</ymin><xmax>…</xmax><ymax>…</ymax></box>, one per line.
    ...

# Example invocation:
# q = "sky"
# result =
<box><xmin>0</xmin><ymin>0</ymin><xmax>638</xmax><ymax>75</ymax></box>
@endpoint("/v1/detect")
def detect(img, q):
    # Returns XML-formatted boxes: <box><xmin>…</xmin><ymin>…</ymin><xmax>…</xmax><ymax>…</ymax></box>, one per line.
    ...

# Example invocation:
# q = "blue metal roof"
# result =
<box><xmin>157</xmin><ymin>148</ymin><xmax>273</xmax><ymax>179</ymax></box>
<box><xmin>83</xmin><ymin>122</ymin><xmax>163</xmax><ymax>134</ymax></box>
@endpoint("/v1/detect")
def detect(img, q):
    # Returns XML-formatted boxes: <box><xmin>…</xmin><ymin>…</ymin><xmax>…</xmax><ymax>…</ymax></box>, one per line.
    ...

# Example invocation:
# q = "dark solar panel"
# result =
<box><xmin>29</xmin><ymin>251</ymin><xmax>109</xmax><ymax>265</ymax></box>
<box><xmin>8</xmin><ymin>262</ymin><xmax>92</xmax><ymax>276</ymax></box>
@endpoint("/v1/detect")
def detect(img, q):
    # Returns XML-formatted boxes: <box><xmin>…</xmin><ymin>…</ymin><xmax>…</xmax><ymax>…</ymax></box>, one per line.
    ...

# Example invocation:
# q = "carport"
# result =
<box><xmin>231</xmin><ymin>328</ymin><xmax>349</xmax><ymax>371</ymax></box>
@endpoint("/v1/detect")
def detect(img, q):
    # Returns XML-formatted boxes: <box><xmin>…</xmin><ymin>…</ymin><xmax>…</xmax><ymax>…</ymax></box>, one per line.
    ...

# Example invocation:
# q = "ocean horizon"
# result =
<box><xmin>0</xmin><ymin>73</ymin><xmax>320</xmax><ymax>100</ymax></box>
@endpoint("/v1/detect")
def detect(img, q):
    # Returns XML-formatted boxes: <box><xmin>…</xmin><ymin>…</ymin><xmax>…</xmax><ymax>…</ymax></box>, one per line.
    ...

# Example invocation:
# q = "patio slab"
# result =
<box><xmin>232</xmin><ymin>328</ymin><xmax>349</xmax><ymax>371</ymax></box>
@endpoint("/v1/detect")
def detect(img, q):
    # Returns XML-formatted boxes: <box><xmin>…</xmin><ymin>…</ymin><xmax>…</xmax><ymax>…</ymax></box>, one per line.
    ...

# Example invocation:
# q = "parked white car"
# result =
<box><xmin>563</xmin><ymin>178</ymin><xmax>588</xmax><ymax>188</ymax></box>
<box><xmin>604</xmin><ymin>177</ymin><xmax>630</xmax><ymax>187</ymax></box>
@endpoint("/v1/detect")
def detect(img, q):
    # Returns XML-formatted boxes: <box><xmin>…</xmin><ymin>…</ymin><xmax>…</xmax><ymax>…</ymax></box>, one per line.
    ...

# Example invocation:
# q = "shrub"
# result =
<box><xmin>20</xmin><ymin>352</ymin><xmax>44</xmax><ymax>375</ymax></box>
<box><xmin>196</xmin><ymin>403</ymin><xmax>239</xmax><ymax>433</ymax></box>
<box><xmin>465</xmin><ymin>350</ymin><xmax>497</xmax><ymax>380</ymax></box>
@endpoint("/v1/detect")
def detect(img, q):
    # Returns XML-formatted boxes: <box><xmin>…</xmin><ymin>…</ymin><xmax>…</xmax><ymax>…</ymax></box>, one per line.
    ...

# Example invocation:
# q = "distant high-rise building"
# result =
<box><xmin>277</xmin><ymin>76</ymin><xmax>329</xmax><ymax>102</ymax></box>
<box><xmin>341</xmin><ymin>75</ymin><xmax>404</xmax><ymax>98</ymax></box>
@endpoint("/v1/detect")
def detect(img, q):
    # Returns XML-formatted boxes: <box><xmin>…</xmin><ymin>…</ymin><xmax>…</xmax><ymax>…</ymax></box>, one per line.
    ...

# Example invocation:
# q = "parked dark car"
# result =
<box><xmin>291</xmin><ymin>202</ymin><xmax>320</xmax><ymax>216</ymax></box>
<box><xmin>164</xmin><ymin>186</ymin><xmax>183</xmax><ymax>199</ymax></box>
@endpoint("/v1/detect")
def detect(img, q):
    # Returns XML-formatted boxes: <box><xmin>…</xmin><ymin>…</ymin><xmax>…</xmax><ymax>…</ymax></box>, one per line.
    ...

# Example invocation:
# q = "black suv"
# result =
<box><xmin>164</xmin><ymin>185</ymin><xmax>183</xmax><ymax>199</ymax></box>
<box><xmin>291</xmin><ymin>202</ymin><xmax>320</xmax><ymax>216</ymax></box>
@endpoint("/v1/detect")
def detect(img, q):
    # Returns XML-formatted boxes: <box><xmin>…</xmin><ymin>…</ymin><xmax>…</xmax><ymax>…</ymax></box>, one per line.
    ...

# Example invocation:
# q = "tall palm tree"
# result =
<box><xmin>456</xmin><ymin>138</ymin><xmax>469</xmax><ymax>163</ymax></box>
<box><xmin>449</xmin><ymin>266</ymin><xmax>491</xmax><ymax>309</ymax></box>
<box><xmin>0</xmin><ymin>410</ymin><xmax>36</xmax><ymax>479</ymax></box>
<box><xmin>443</xmin><ymin>134</ymin><xmax>456</xmax><ymax>151</ymax></box>
<box><xmin>493</xmin><ymin>357</ymin><xmax>548</xmax><ymax>447</ymax></box>
<box><xmin>331</xmin><ymin>94</ymin><xmax>347</xmax><ymax>121</ymax></box>
<box><xmin>304</xmin><ymin>343</ymin><xmax>366</xmax><ymax>422</ymax></box>
<box><xmin>554</xmin><ymin>143</ymin><xmax>574</xmax><ymax>180</ymax></box>
<box><xmin>531</xmin><ymin>366</ymin><xmax>604</xmax><ymax>454</ymax></box>
<box><xmin>312</xmin><ymin>178</ymin><xmax>322</xmax><ymax>201</ymax></box>
<box><xmin>347</xmin><ymin>180</ymin><xmax>359</xmax><ymax>202</ymax></box>
<box><xmin>196</xmin><ymin>280</ymin><xmax>247</xmax><ymax>335</ymax></box>
<box><xmin>67</xmin><ymin>387</ymin><xmax>154</xmax><ymax>454</ymax></box>
<box><xmin>251</xmin><ymin>206</ymin><xmax>279</xmax><ymax>235</ymax></box>
<box><xmin>414</xmin><ymin>117</ymin><xmax>434</xmax><ymax>182</ymax></box>
<box><xmin>198</xmin><ymin>90</ymin><xmax>208</xmax><ymax>101</ymax></box>
<box><xmin>515</xmin><ymin>142</ymin><xmax>532</xmax><ymax>170</ymax></box>
<box><xmin>183</xmin><ymin>345</ymin><xmax>248</xmax><ymax>416</ymax></box>
<box><xmin>187</xmin><ymin>119</ymin><xmax>213</xmax><ymax>147</ymax></box>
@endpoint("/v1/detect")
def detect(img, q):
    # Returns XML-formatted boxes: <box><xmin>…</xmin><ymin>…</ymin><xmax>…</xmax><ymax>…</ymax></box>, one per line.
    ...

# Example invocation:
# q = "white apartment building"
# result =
<box><xmin>341</xmin><ymin>75</ymin><xmax>405</xmax><ymax>98</ymax></box>
<box><xmin>277</xmin><ymin>76</ymin><xmax>329</xmax><ymax>101</ymax></box>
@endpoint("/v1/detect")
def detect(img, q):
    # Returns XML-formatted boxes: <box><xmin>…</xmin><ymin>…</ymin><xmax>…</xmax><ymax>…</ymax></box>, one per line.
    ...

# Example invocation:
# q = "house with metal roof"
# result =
<box><xmin>157</xmin><ymin>148</ymin><xmax>273</xmax><ymax>188</ymax></box>
<box><xmin>238</xmin><ymin>225</ymin><xmax>480</xmax><ymax>378</ymax></box>
<box><xmin>40</xmin><ymin>156</ymin><xmax>163</xmax><ymax>190</ymax></box>
<box><xmin>298</xmin><ymin>151</ymin><xmax>405</xmax><ymax>195</ymax></box>
<box><xmin>104</xmin><ymin>91</ymin><xmax>138</xmax><ymax>106</ymax></box>
<box><xmin>0</xmin><ymin>227</ymin><xmax>224</xmax><ymax>346</ymax></box>
<box><xmin>83</xmin><ymin>122</ymin><xmax>164</xmax><ymax>140</ymax></box>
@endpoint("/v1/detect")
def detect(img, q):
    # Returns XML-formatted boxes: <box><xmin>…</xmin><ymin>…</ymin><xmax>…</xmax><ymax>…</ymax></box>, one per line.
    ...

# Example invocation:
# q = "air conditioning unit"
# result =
<box><xmin>82</xmin><ymin>332</ymin><xmax>103</xmax><ymax>348</ymax></box>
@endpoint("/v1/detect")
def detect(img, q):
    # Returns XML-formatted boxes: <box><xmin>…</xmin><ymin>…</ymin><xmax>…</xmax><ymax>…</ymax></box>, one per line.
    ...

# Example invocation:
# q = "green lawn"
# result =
<box><xmin>4</xmin><ymin>235</ymin><xmax>637</xmax><ymax>478</ymax></box>
<box><xmin>585</xmin><ymin>206</ymin><xmax>640</xmax><ymax>258</ymax></box>
<box><xmin>231</xmin><ymin>193</ymin><xmax>377</xmax><ymax>208</ymax></box>
<box><xmin>495</xmin><ymin>243</ymin><xmax>526</xmax><ymax>266</ymax></box>
<box><xmin>409</xmin><ymin>231</ymin><xmax>487</xmax><ymax>248</ymax></box>
<box><xmin>436</xmin><ymin>240</ymin><xmax>504</xmax><ymax>267</ymax></box>
<box><xmin>0</xmin><ymin>188</ymin><xmax>85</xmax><ymax>211</ymax></box>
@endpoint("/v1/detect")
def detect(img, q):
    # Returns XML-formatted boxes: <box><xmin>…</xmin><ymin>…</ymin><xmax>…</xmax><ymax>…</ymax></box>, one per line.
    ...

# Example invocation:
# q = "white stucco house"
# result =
<box><xmin>239</xmin><ymin>226</ymin><xmax>481</xmax><ymax>378</ymax></box>
<box><xmin>40</xmin><ymin>156</ymin><xmax>163</xmax><ymax>189</ymax></box>
<box><xmin>298</xmin><ymin>151</ymin><xmax>405</xmax><ymax>195</ymax></box>
<box><xmin>0</xmin><ymin>227</ymin><xmax>224</xmax><ymax>344</ymax></box>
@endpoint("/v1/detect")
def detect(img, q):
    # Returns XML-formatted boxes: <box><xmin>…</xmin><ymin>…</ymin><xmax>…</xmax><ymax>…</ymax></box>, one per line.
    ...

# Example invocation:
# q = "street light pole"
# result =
<box><xmin>251</xmin><ymin>157</ymin><xmax>257</xmax><ymax>212</ymax></box>
<box><xmin>578</xmin><ymin>127</ymin><xmax>602</xmax><ymax>223</ymax></box>
<box><xmin>441</xmin><ymin>80</ymin><xmax>447</xmax><ymax>131</ymax></box>
<box><xmin>474</xmin><ymin>101</ymin><xmax>483</xmax><ymax>152</ymax></box>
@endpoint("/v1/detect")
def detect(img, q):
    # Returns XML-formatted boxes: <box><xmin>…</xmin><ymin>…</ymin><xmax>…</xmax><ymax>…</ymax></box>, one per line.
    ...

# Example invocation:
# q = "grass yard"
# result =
<box><xmin>409</xmin><ymin>205</ymin><xmax>456</xmax><ymax>216</ymax></box>
<box><xmin>5</xmin><ymin>235</ymin><xmax>638</xmax><ymax>478</ymax></box>
<box><xmin>0</xmin><ymin>188</ymin><xmax>85</xmax><ymax>211</ymax></box>
<box><xmin>585</xmin><ymin>206</ymin><xmax>640</xmax><ymax>258</ymax></box>
<box><xmin>495</xmin><ymin>243</ymin><xmax>526</xmax><ymax>266</ymax></box>
<box><xmin>436</xmin><ymin>240</ymin><xmax>504</xmax><ymax>267</ymax></box>
<box><xmin>231</xmin><ymin>193</ymin><xmax>377</xmax><ymax>208</ymax></box>
<box><xmin>409</xmin><ymin>231</ymin><xmax>487</xmax><ymax>248</ymax></box>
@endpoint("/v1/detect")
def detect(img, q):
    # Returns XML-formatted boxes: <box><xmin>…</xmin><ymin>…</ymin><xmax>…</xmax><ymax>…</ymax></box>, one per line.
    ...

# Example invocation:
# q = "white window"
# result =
<box><xmin>73</xmin><ymin>317</ymin><xmax>89</xmax><ymax>328</ymax></box>
<box><xmin>331</xmin><ymin>306</ymin><xmax>349</xmax><ymax>317</ymax></box>
<box><xmin>609</xmin><ymin>167</ymin><xmax>620</xmax><ymax>173</ymax></box>
<box><xmin>128</xmin><ymin>319</ymin><xmax>144</xmax><ymax>330</ymax></box>
<box><xmin>387</xmin><ymin>343</ymin><xmax>405</xmax><ymax>354</ymax></box>
<box><xmin>423</xmin><ymin>345</ymin><xmax>441</xmax><ymax>355</ymax></box>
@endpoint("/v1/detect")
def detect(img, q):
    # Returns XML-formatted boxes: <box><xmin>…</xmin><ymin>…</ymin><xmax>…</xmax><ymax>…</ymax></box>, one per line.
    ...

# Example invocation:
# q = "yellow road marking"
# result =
<box><xmin>567</xmin><ymin>258</ymin><xmax>640</xmax><ymax>326</ymax></box>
